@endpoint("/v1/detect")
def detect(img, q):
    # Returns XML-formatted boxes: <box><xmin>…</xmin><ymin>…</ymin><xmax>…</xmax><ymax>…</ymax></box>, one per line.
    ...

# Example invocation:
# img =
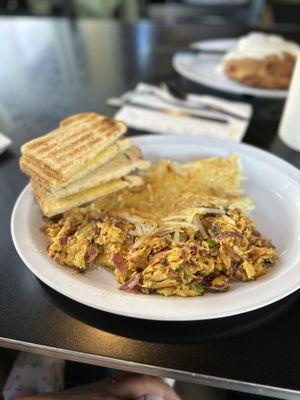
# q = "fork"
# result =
<box><xmin>159</xmin><ymin>82</ymin><xmax>249</xmax><ymax>121</ymax></box>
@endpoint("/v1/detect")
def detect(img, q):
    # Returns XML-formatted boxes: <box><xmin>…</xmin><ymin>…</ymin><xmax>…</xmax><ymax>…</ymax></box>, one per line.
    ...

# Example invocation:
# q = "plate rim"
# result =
<box><xmin>11</xmin><ymin>135</ymin><xmax>300</xmax><ymax>321</ymax></box>
<box><xmin>173</xmin><ymin>38</ymin><xmax>288</xmax><ymax>99</ymax></box>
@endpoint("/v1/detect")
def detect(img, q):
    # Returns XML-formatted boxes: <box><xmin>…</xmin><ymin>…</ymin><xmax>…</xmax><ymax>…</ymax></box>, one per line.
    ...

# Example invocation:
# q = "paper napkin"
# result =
<box><xmin>109</xmin><ymin>83</ymin><xmax>252</xmax><ymax>142</ymax></box>
<box><xmin>0</xmin><ymin>132</ymin><xmax>12</xmax><ymax>154</ymax></box>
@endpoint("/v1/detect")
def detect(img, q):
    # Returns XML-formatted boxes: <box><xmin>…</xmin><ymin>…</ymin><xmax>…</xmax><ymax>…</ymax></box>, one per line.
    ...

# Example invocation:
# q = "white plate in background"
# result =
<box><xmin>173</xmin><ymin>38</ymin><xmax>288</xmax><ymax>98</ymax></box>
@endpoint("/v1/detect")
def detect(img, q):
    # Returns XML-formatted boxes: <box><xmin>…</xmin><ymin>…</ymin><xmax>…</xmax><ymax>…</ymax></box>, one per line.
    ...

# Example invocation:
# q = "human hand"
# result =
<box><xmin>17</xmin><ymin>372</ymin><xmax>181</xmax><ymax>400</ymax></box>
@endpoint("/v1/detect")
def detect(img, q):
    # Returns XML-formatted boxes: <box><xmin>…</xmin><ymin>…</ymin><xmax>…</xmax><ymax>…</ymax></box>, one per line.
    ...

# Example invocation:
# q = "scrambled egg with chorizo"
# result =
<box><xmin>43</xmin><ymin>155</ymin><xmax>278</xmax><ymax>297</ymax></box>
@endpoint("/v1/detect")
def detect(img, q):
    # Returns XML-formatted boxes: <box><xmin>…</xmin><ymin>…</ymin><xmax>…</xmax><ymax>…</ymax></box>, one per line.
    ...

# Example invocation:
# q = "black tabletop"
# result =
<box><xmin>0</xmin><ymin>17</ymin><xmax>300</xmax><ymax>400</ymax></box>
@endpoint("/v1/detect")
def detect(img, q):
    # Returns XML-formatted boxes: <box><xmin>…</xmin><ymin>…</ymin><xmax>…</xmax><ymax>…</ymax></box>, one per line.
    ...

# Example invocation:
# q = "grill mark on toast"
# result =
<box><xmin>22</xmin><ymin>138</ymin><xmax>132</xmax><ymax>187</ymax></box>
<box><xmin>45</xmin><ymin>124</ymin><xmax>110</xmax><ymax>160</ymax></box>
<box><xmin>21</xmin><ymin>145</ymin><xmax>141</xmax><ymax>197</ymax></box>
<box><xmin>22</xmin><ymin>117</ymin><xmax>96</xmax><ymax>151</ymax></box>
<box><xmin>22</xmin><ymin>150</ymin><xmax>139</xmax><ymax>197</ymax></box>
<box><xmin>22</xmin><ymin>114</ymin><xmax>124</xmax><ymax>157</ymax></box>
<box><xmin>26</xmin><ymin>124</ymin><xmax>101</xmax><ymax>157</ymax></box>
<box><xmin>28</xmin><ymin>154</ymin><xmax>63</xmax><ymax>180</ymax></box>
<box><xmin>21</xmin><ymin>127</ymin><xmax>62</xmax><ymax>154</ymax></box>
<box><xmin>21</xmin><ymin>113</ymin><xmax>127</xmax><ymax>180</ymax></box>
<box><xmin>23</xmin><ymin>124</ymin><xmax>125</xmax><ymax>174</ymax></box>
<box><xmin>60</xmin><ymin>113</ymin><xmax>97</xmax><ymax>127</ymax></box>
<box><xmin>23</xmin><ymin>118</ymin><xmax>120</xmax><ymax>156</ymax></box>
<box><xmin>49</xmin><ymin>125</ymin><xmax>121</xmax><ymax>163</ymax></box>
<box><xmin>20</xmin><ymin>157</ymin><xmax>53</xmax><ymax>193</ymax></box>
<box><xmin>50</xmin><ymin>131</ymin><xmax>121</xmax><ymax>169</ymax></box>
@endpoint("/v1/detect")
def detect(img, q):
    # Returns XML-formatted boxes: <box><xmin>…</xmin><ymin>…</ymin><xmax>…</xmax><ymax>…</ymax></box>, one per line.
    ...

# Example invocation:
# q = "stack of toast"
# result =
<box><xmin>20</xmin><ymin>113</ymin><xmax>150</xmax><ymax>217</ymax></box>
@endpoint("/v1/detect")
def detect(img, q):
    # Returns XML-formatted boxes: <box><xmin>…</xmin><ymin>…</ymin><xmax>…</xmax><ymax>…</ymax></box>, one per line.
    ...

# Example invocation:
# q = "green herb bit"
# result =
<box><xmin>78</xmin><ymin>225</ymin><xmax>92</xmax><ymax>236</ymax></box>
<box><xmin>194</xmin><ymin>282</ymin><xmax>204</xmax><ymax>294</ymax></box>
<box><xmin>207</xmin><ymin>238</ymin><xmax>217</xmax><ymax>248</ymax></box>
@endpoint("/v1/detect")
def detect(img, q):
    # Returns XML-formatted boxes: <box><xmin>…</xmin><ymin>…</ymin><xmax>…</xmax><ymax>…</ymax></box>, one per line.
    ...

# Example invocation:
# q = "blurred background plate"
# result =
<box><xmin>173</xmin><ymin>38</ymin><xmax>288</xmax><ymax>98</ymax></box>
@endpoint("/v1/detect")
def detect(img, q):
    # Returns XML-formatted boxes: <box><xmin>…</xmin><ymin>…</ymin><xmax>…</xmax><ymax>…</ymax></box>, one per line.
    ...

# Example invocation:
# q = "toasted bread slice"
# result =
<box><xmin>31</xmin><ymin>175</ymin><xmax>144</xmax><ymax>217</ymax></box>
<box><xmin>21</xmin><ymin>113</ymin><xmax>127</xmax><ymax>182</ymax></box>
<box><xmin>48</xmin><ymin>147</ymin><xmax>150</xmax><ymax>199</ymax></box>
<box><xmin>20</xmin><ymin>138</ymin><xmax>132</xmax><ymax>193</ymax></box>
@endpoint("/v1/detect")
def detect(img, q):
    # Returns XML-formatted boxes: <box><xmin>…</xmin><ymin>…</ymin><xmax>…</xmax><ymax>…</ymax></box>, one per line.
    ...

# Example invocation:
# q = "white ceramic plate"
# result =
<box><xmin>11</xmin><ymin>135</ymin><xmax>300</xmax><ymax>320</ymax></box>
<box><xmin>173</xmin><ymin>38</ymin><xmax>288</xmax><ymax>98</ymax></box>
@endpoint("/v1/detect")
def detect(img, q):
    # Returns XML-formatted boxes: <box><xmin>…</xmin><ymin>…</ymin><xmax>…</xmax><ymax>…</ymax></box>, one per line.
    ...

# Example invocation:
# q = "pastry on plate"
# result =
<box><xmin>221</xmin><ymin>32</ymin><xmax>300</xmax><ymax>89</ymax></box>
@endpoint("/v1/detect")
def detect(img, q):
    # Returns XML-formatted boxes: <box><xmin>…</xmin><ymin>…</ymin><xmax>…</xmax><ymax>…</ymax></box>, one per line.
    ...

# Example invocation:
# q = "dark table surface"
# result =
<box><xmin>0</xmin><ymin>17</ymin><xmax>300</xmax><ymax>400</ymax></box>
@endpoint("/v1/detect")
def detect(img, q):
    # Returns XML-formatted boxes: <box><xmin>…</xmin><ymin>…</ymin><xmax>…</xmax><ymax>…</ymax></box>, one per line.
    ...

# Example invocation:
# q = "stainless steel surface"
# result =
<box><xmin>0</xmin><ymin>337</ymin><xmax>299</xmax><ymax>400</ymax></box>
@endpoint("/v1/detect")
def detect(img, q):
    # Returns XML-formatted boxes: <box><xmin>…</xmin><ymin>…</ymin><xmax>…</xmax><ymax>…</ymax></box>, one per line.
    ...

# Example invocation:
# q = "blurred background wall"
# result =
<box><xmin>0</xmin><ymin>0</ymin><xmax>298</xmax><ymax>26</ymax></box>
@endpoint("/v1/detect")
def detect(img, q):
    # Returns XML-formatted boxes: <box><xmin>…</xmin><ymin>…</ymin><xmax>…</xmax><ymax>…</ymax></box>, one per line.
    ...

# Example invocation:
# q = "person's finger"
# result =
<box><xmin>114</xmin><ymin>370</ymin><xmax>130</xmax><ymax>377</ymax></box>
<box><xmin>97</xmin><ymin>373</ymin><xmax>181</xmax><ymax>400</ymax></box>
<box><xmin>33</xmin><ymin>384</ymin><xmax>123</xmax><ymax>400</ymax></box>
<box><xmin>64</xmin><ymin>384</ymin><xmax>123</xmax><ymax>400</ymax></box>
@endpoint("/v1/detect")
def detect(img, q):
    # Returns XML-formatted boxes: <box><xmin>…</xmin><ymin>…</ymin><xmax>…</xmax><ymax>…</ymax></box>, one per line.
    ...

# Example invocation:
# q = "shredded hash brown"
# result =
<box><xmin>43</xmin><ymin>155</ymin><xmax>278</xmax><ymax>297</ymax></box>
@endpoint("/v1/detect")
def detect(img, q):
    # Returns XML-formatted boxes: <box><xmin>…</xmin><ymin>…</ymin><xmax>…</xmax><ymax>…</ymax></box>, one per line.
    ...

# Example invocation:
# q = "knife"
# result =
<box><xmin>152</xmin><ymin>46</ymin><xmax>227</xmax><ymax>56</ymax></box>
<box><xmin>108</xmin><ymin>99</ymin><xmax>228</xmax><ymax>125</ymax></box>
